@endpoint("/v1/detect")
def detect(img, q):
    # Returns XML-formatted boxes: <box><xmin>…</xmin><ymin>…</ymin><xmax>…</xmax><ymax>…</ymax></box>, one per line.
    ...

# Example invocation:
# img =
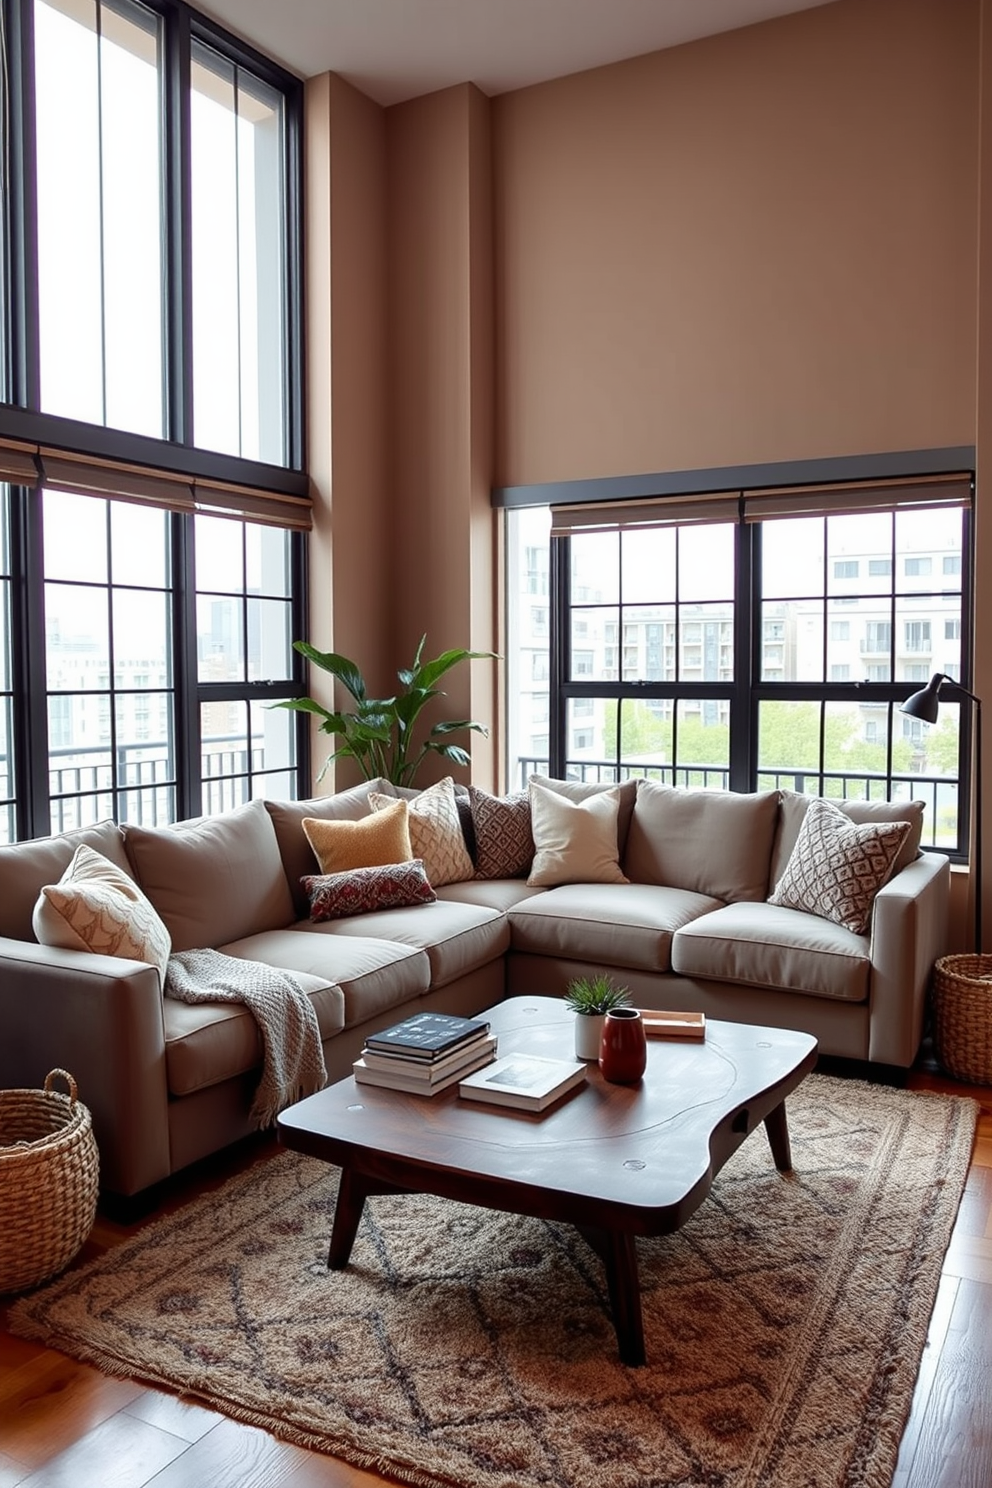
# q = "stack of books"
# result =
<box><xmin>353</xmin><ymin>1011</ymin><xmax>497</xmax><ymax>1095</ymax></box>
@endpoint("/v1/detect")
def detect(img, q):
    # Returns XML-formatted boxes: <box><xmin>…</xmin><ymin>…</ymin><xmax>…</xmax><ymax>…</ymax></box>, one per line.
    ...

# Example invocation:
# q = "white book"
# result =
<box><xmin>457</xmin><ymin>1053</ymin><xmax>586</xmax><ymax>1112</ymax></box>
<box><xmin>360</xmin><ymin>1034</ymin><xmax>498</xmax><ymax>1080</ymax></box>
<box><xmin>353</xmin><ymin>1041</ymin><xmax>496</xmax><ymax>1095</ymax></box>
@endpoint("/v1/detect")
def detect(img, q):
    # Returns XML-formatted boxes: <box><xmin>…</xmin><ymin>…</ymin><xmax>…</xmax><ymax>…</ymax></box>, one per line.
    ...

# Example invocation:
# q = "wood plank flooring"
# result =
<box><xmin>2</xmin><ymin>1063</ymin><xmax>990</xmax><ymax>1488</ymax></box>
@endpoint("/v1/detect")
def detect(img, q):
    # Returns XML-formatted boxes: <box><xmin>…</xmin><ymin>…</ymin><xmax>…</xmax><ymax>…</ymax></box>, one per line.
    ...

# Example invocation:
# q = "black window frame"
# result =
<box><xmin>528</xmin><ymin>466</ymin><xmax>975</xmax><ymax>863</ymax></box>
<box><xmin>0</xmin><ymin>0</ymin><xmax>310</xmax><ymax>841</ymax></box>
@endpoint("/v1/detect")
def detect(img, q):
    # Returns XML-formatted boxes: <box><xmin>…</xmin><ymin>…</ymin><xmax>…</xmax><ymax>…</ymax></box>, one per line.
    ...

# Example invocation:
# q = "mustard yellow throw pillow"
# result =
<box><xmin>302</xmin><ymin>797</ymin><xmax>412</xmax><ymax>875</ymax></box>
<box><xmin>32</xmin><ymin>844</ymin><xmax>172</xmax><ymax>988</ymax></box>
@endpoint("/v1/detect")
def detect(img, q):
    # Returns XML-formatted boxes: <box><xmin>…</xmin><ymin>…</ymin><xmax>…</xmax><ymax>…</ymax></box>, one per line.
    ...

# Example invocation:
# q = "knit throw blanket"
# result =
<box><xmin>165</xmin><ymin>949</ymin><xmax>327</xmax><ymax>1127</ymax></box>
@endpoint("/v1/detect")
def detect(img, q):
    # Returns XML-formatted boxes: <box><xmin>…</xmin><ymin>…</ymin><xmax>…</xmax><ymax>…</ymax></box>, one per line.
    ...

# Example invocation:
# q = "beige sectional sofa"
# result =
<box><xmin>0</xmin><ymin>776</ymin><xmax>949</xmax><ymax>1196</ymax></box>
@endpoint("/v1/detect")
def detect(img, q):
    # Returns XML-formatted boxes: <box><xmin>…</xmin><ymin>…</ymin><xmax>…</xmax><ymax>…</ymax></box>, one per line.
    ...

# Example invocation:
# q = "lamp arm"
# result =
<box><xmin>934</xmin><ymin>672</ymin><xmax>981</xmax><ymax>709</ymax></box>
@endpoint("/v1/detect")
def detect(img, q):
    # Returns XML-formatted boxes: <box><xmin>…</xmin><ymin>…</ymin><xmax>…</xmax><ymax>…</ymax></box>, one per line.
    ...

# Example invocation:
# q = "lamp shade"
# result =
<box><xmin>900</xmin><ymin>673</ymin><xmax>947</xmax><ymax>724</ymax></box>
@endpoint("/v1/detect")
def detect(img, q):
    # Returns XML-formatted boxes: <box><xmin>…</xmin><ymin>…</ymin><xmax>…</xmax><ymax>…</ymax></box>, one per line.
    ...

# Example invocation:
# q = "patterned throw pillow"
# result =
<box><xmin>469</xmin><ymin>785</ymin><xmax>533</xmax><ymax>879</ymax></box>
<box><xmin>302</xmin><ymin>860</ymin><xmax>437</xmax><ymax>921</ymax></box>
<box><xmin>768</xmin><ymin>797</ymin><xmax>911</xmax><ymax>934</ymax></box>
<box><xmin>369</xmin><ymin>777</ymin><xmax>474</xmax><ymax>887</ymax></box>
<box><xmin>302</xmin><ymin>798</ymin><xmax>412</xmax><ymax>875</ymax></box>
<box><xmin>32</xmin><ymin>844</ymin><xmax>172</xmax><ymax>988</ymax></box>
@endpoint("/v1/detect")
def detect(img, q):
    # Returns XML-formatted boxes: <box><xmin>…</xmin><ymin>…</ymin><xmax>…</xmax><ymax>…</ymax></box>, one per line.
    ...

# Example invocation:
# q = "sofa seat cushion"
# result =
<box><xmin>222</xmin><ymin>928</ymin><xmax>430</xmax><ymax>1028</ymax></box>
<box><xmin>435</xmin><ymin>880</ymin><xmax>547</xmax><ymax>912</ymax></box>
<box><xmin>508</xmin><ymin>883</ymin><xmax>723</xmax><ymax>974</ymax></box>
<box><xmin>312</xmin><ymin>899</ymin><xmax>509</xmax><ymax>990</ymax></box>
<box><xmin>165</xmin><ymin>972</ymin><xmax>343</xmax><ymax>1098</ymax></box>
<box><xmin>671</xmin><ymin>901</ymin><xmax>871</xmax><ymax>1003</ymax></box>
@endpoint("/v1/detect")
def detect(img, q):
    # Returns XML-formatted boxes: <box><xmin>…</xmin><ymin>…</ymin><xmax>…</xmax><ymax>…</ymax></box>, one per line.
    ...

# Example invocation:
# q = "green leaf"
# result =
<box><xmin>415</xmin><ymin>647</ymin><xmax>497</xmax><ymax>692</ymax></box>
<box><xmin>426</xmin><ymin>742</ymin><xmax>472</xmax><ymax>767</ymax></box>
<box><xmin>429</xmin><ymin>719</ymin><xmax>488</xmax><ymax>737</ymax></box>
<box><xmin>268</xmin><ymin>697</ymin><xmax>335</xmax><ymax>724</ymax></box>
<box><xmin>293</xmin><ymin>642</ymin><xmax>366</xmax><ymax>703</ymax></box>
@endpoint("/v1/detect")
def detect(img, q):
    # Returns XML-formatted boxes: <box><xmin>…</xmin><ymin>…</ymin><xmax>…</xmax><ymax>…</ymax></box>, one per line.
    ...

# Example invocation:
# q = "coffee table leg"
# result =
<box><xmin>764</xmin><ymin>1099</ymin><xmax>793</xmax><ymax>1172</ymax></box>
<box><xmin>328</xmin><ymin>1167</ymin><xmax>368</xmax><ymax>1269</ymax></box>
<box><xmin>577</xmin><ymin>1225</ymin><xmax>646</xmax><ymax>1367</ymax></box>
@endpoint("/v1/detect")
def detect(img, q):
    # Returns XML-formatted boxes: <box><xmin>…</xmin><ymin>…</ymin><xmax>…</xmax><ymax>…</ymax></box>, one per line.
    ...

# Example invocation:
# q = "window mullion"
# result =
<box><xmin>164</xmin><ymin>1</ymin><xmax>193</xmax><ymax>445</ymax></box>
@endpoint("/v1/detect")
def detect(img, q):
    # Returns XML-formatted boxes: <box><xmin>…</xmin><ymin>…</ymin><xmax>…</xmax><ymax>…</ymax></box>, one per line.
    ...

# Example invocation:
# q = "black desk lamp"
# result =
<box><xmin>900</xmin><ymin>672</ymin><xmax>983</xmax><ymax>952</ymax></box>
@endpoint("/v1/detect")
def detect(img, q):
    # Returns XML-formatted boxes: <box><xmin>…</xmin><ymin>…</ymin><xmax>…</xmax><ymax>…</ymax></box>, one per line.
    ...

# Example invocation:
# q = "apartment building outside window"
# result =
<box><xmin>0</xmin><ymin>0</ymin><xmax>307</xmax><ymax>843</ymax></box>
<box><xmin>505</xmin><ymin>473</ymin><xmax>973</xmax><ymax>855</ymax></box>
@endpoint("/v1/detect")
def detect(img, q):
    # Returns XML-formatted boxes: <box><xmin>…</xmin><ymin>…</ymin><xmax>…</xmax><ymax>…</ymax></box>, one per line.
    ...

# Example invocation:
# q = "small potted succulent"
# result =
<box><xmin>565</xmin><ymin>974</ymin><xmax>631</xmax><ymax>1060</ymax></box>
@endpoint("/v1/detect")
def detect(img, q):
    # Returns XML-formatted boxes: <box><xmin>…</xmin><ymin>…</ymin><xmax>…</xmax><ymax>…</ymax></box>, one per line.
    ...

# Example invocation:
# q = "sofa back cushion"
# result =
<box><xmin>769</xmin><ymin>790</ymin><xmax>925</xmax><ymax>891</ymax></box>
<box><xmin>265</xmin><ymin>780</ymin><xmax>391</xmax><ymax>917</ymax></box>
<box><xmin>124</xmin><ymin>798</ymin><xmax>295</xmax><ymax>952</ymax></box>
<box><xmin>623</xmin><ymin>782</ymin><xmax>780</xmax><ymax>902</ymax></box>
<box><xmin>0</xmin><ymin>819</ymin><xmax>130</xmax><ymax>942</ymax></box>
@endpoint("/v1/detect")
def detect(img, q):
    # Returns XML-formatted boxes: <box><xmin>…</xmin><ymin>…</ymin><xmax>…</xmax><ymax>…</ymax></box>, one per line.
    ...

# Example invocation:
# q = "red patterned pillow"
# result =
<box><xmin>302</xmin><ymin>860</ymin><xmax>436</xmax><ymax>922</ymax></box>
<box><xmin>468</xmin><ymin>786</ymin><xmax>534</xmax><ymax>879</ymax></box>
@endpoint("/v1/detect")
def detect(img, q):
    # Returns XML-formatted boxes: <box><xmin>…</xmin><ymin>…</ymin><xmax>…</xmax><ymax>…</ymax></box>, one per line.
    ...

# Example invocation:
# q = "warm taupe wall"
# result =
<box><xmin>386</xmin><ymin>84</ymin><xmax>498</xmax><ymax>787</ymax></box>
<box><xmin>493</xmin><ymin>0</ymin><xmax>979</xmax><ymax>486</ymax></box>
<box><xmin>304</xmin><ymin>73</ymin><xmax>391</xmax><ymax>787</ymax></box>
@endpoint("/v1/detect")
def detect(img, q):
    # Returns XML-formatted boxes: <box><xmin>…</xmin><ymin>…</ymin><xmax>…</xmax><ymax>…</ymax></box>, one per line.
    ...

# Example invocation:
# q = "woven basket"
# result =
<box><xmin>0</xmin><ymin>1070</ymin><xmax>100</xmax><ymax>1293</ymax></box>
<box><xmin>932</xmin><ymin>954</ymin><xmax>992</xmax><ymax>1086</ymax></box>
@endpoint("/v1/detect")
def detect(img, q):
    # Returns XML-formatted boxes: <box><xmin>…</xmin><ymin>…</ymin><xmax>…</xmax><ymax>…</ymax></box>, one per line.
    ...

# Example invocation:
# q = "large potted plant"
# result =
<box><xmin>275</xmin><ymin>635</ymin><xmax>497</xmax><ymax>788</ymax></box>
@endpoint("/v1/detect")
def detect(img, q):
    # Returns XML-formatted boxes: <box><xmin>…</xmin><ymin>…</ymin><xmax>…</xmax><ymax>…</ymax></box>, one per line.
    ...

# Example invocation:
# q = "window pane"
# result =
<box><xmin>678</xmin><ymin>524</ymin><xmax>734</xmax><ymax>602</ymax></box>
<box><xmin>198</xmin><ymin>594</ymin><xmax>244</xmax><ymax>681</ymax></box>
<box><xmin>247</xmin><ymin>597</ymin><xmax>291</xmax><ymax>681</ymax></box>
<box><xmin>36</xmin><ymin>0</ymin><xmax>164</xmax><ymax>435</ymax></box>
<box><xmin>44</xmin><ymin>490</ymin><xmax>108</xmax><ymax>582</ymax></box>
<box><xmin>757</xmin><ymin>700</ymin><xmax>823</xmax><ymax>786</ymax></box>
<box><xmin>622</xmin><ymin>527</ymin><xmax>674</xmax><ymax>603</ymax></box>
<box><xmin>0</xmin><ymin>493</ymin><xmax>11</xmax><ymax>840</ymax></box>
<box><xmin>195</xmin><ymin>513</ymin><xmax>245</xmax><ymax>592</ymax></box>
<box><xmin>246</xmin><ymin>523</ymin><xmax>293</xmax><ymax>598</ymax></box>
<box><xmin>572</xmin><ymin>531</ymin><xmax>617</xmax><ymax>604</ymax></box>
<box><xmin>191</xmin><ymin>45</ymin><xmax>287</xmax><ymax>463</ymax></box>
<box><xmin>505</xmin><ymin>507</ymin><xmax>551</xmax><ymax>786</ymax></box>
<box><xmin>761</xmin><ymin>517</ymin><xmax>823</xmax><ymax>599</ymax></box>
<box><xmin>111</xmin><ymin>503</ymin><xmax>169</xmax><ymax>588</ymax></box>
<box><xmin>46</xmin><ymin>584</ymin><xmax>110</xmax><ymax>688</ymax></box>
<box><xmin>113</xmin><ymin>590</ymin><xmax>170</xmax><ymax>689</ymax></box>
<box><xmin>678</xmin><ymin>604</ymin><xmax>733</xmax><ymax>682</ymax></box>
<box><xmin>618</xmin><ymin>697</ymin><xmax>669</xmax><ymax>774</ymax></box>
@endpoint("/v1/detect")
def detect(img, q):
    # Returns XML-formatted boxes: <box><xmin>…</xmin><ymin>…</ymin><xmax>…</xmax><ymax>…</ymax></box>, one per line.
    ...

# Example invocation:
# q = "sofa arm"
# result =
<box><xmin>868</xmin><ymin>851</ymin><xmax>950</xmax><ymax>1067</ymax></box>
<box><xmin>0</xmin><ymin>937</ymin><xmax>172</xmax><ymax>1196</ymax></box>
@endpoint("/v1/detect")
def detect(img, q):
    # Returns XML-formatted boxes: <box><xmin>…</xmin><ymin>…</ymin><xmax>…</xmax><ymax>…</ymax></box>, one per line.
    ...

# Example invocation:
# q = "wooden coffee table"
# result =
<box><xmin>278</xmin><ymin>996</ymin><xmax>817</xmax><ymax>1365</ymax></box>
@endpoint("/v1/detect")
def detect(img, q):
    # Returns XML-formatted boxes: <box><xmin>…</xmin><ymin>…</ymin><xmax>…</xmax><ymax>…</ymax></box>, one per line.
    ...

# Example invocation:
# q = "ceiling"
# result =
<box><xmin>195</xmin><ymin>0</ymin><xmax>838</xmax><ymax>102</ymax></box>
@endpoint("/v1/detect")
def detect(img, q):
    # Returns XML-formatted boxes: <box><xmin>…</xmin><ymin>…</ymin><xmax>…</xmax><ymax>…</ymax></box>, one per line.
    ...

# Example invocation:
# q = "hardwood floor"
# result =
<box><xmin>2</xmin><ymin>1063</ymin><xmax>990</xmax><ymax>1488</ymax></box>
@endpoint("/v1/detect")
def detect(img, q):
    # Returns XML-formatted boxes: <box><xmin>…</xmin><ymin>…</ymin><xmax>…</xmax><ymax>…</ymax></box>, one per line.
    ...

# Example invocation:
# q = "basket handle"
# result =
<box><xmin>44</xmin><ymin>1068</ymin><xmax>78</xmax><ymax>1105</ymax></box>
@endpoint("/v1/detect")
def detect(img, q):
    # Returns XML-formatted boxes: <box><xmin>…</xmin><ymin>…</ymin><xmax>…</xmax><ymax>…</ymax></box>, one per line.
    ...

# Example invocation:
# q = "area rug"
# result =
<box><xmin>8</xmin><ymin>1074</ymin><xmax>977</xmax><ymax>1488</ymax></box>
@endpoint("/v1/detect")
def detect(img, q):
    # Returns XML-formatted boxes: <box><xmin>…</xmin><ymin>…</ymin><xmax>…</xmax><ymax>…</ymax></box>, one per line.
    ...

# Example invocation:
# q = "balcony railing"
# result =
<box><xmin>515</xmin><ymin>756</ymin><xmax>959</xmax><ymax>851</ymax></box>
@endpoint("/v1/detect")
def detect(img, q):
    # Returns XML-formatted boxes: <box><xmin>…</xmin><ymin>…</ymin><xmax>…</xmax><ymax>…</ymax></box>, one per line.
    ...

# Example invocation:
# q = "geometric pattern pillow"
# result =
<box><xmin>768</xmin><ymin>797</ymin><xmax>911</xmax><ymax>935</ymax></box>
<box><xmin>468</xmin><ymin>785</ymin><xmax>533</xmax><ymax>879</ymax></box>
<box><xmin>302</xmin><ymin>860</ymin><xmax>437</xmax><ymax>922</ymax></box>
<box><xmin>369</xmin><ymin>777</ymin><xmax>473</xmax><ymax>888</ymax></box>
<box><xmin>32</xmin><ymin>843</ymin><xmax>172</xmax><ymax>988</ymax></box>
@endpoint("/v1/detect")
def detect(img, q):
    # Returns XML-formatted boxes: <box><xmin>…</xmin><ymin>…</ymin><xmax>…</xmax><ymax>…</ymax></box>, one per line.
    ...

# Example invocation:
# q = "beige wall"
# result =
<box><xmin>493</xmin><ymin>0</ymin><xmax>979</xmax><ymax>485</ymax></box>
<box><xmin>308</xmin><ymin>0</ymin><xmax>987</xmax><ymax>935</ymax></box>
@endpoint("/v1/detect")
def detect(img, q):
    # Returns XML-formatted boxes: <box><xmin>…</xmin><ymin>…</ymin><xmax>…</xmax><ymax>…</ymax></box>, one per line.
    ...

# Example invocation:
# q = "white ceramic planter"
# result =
<box><xmin>573</xmin><ymin>1012</ymin><xmax>606</xmax><ymax>1061</ymax></box>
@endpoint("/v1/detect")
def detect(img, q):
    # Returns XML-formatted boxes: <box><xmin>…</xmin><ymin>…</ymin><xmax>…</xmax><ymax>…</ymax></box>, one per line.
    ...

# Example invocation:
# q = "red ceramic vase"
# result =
<box><xmin>599</xmin><ymin>1007</ymin><xmax>647</xmax><ymax>1084</ymax></box>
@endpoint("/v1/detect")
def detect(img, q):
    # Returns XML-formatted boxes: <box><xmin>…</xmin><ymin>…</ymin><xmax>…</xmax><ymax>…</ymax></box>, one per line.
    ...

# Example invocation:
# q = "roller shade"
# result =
<box><xmin>550</xmin><ymin>491</ymin><xmax>741</xmax><ymax>536</ymax></box>
<box><xmin>6</xmin><ymin>444</ymin><xmax>314</xmax><ymax>529</ymax></box>
<box><xmin>743</xmin><ymin>474</ymin><xmax>972</xmax><ymax>522</ymax></box>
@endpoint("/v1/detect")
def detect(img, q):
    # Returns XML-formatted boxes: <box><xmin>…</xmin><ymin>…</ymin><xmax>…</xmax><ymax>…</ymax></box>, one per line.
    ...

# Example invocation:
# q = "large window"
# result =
<box><xmin>0</xmin><ymin>0</ymin><xmax>307</xmax><ymax>843</ymax></box>
<box><xmin>505</xmin><ymin>473</ymin><xmax>973</xmax><ymax>856</ymax></box>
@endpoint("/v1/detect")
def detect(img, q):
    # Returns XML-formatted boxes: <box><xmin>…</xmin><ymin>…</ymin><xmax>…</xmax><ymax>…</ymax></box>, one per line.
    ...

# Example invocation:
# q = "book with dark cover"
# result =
<box><xmin>353</xmin><ymin>1040</ymin><xmax>497</xmax><ymax>1095</ymax></box>
<box><xmin>360</xmin><ymin>1034</ymin><xmax>498</xmax><ymax>1079</ymax></box>
<box><xmin>364</xmin><ymin>1011</ymin><xmax>491</xmax><ymax>1061</ymax></box>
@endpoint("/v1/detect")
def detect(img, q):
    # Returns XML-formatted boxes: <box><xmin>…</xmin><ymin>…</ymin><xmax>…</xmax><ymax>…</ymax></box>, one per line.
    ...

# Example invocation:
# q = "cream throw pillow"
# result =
<box><xmin>369</xmin><ymin>777</ymin><xmax>474</xmax><ymax>887</ymax></box>
<box><xmin>768</xmin><ymin>796</ymin><xmax>911</xmax><ymax>935</ymax></box>
<box><xmin>527</xmin><ymin>779</ymin><xmax>629</xmax><ymax>887</ymax></box>
<box><xmin>303</xmin><ymin>797</ymin><xmax>412</xmax><ymax>875</ymax></box>
<box><xmin>32</xmin><ymin>844</ymin><xmax>172</xmax><ymax>987</ymax></box>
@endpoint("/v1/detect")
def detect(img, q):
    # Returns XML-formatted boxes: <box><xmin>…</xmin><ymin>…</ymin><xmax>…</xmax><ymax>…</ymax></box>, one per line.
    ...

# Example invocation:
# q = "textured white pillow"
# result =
<box><xmin>768</xmin><ymin>797</ymin><xmax>910</xmax><ymax>935</ymax></box>
<box><xmin>527</xmin><ymin>779</ymin><xmax>629</xmax><ymax>888</ymax></box>
<box><xmin>370</xmin><ymin>777</ymin><xmax>473</xmax><ymax>887</ymax></box>
<box><xmin>33</xmin><ymin>844</ymin><xmax>172</xmax><ymax>987</ymax></box>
